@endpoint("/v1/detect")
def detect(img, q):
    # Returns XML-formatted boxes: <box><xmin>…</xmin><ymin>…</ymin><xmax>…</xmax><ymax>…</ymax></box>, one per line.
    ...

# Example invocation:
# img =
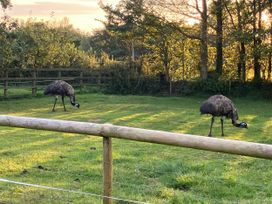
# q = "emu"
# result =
<box><xmin>44</xmin><ymin>80</ymin><xmax>80</xmax><ymax>112</ymax></box>
<box><xmin>200</xmin><ymin>94</ymin><xmax>247</xmax><ymax>137</ymax></box>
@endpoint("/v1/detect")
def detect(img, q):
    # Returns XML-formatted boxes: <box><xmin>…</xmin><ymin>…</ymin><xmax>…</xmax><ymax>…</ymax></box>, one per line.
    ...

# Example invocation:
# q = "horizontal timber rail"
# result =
<box><xmin>0</xmin><ymin>115</ymin><xmax>272</xmax><ymax>160</ymax></box>
<box><xmin>0</xmin><ymin>77</ymin><xmax>75</xmax><ymax>81</ymax></box>
<box><xmin>0</xmin><ymin>67</ymin><xmax>108</xmax><ymax>97</ymax></box>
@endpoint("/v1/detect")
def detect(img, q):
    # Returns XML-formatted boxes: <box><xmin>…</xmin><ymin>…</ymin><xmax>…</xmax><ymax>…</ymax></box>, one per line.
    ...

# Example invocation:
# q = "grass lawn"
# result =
<box><xmin>0</xmin><ymin>89</ymin><xmax>272</xmax><ymax>203</ymax></box>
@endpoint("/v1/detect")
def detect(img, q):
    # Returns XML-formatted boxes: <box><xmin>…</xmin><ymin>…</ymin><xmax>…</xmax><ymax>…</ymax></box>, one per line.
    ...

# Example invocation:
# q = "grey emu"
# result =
<box><xmin>200</xmin><ymin>95</ymin><xmax>247</xmax><ymax>136</ymax></box>
<box><xmin>44</xmin><ymin>80</ymin><xmax>80</xmax><ymax>111</ymax></box>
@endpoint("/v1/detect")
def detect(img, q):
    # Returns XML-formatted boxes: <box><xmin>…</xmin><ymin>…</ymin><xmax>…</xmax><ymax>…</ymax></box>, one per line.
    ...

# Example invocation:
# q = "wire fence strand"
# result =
<box><xmin>0</xmin><ymin>178</ymin><xmax>149</xmax><ymax>204</ymax></box>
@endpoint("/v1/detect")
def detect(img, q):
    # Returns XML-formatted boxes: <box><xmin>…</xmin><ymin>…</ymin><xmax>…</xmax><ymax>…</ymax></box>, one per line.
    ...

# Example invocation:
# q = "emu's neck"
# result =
<box><xmin>70</xmin><ymin>96</ymin><xmax>76</xmax><ymax>106</ymax></box>
<box><xmin>231</xmin><ymin>118</ymin><xmax>239</xmax><ymax>126</ymax></box>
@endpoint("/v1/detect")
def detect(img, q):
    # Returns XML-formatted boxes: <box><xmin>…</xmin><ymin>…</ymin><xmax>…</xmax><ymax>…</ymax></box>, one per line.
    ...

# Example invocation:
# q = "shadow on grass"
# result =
<box><xmin>0</xmin><ymin>93</ymin><xmax>272</xmax><ymax>203</ymax></box>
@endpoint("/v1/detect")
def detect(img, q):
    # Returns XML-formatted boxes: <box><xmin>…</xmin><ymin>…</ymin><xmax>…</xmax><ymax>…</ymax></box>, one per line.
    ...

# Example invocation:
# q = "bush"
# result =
<box><xmin>103</xmin><ymin>66</ymin><xmax>166</xmax><ymax>95</ymax></box>
<box><xmin>98</xmin><ymin>66</ymin><xmax>272</xmax><ymax>99</ymax></box>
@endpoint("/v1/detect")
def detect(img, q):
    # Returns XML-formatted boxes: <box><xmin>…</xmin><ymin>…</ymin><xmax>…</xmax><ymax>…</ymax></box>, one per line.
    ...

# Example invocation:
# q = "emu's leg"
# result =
<box><xmin>208</xmin><ymin>116</ymin><xmax>215</xmax><ymax>137</ymax></box>
<box><xmin>62</xmin><ymin>96</ymin><xmax>67</xmax><ymax>111</ymax></box>
<box><xmin>221</xmin><ymin>116</ymin><xmax>225</xmax><ymax>136</ymax></box>
<box><xmin>52</xmin><ymin>96</ymin><xmax>58</xmax><ymax>112</ymax></box>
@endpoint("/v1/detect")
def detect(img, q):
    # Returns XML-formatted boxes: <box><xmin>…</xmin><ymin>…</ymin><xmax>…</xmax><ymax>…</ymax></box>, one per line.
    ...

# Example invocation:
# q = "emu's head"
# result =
<box><xmin>70</xmin><ymin>95</ymin><xmax>80</xmax><ymax>109</ymax></box>
<box><xmin>235</xmin><ymin>121</ymin><xmax>248</xmax><ymax>129</ymax></box>
<box><xmin>230</xmin><ymin>109</ymin><xmax>247</xmax><ymax>129</ymax></box>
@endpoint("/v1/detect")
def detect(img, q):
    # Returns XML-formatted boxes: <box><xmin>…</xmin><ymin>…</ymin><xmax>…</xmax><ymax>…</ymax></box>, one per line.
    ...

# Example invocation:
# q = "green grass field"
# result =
<box><xmin>0</xmin><ymin>89</ymin><xmax>272</xmax><ymax>203</ymax></box>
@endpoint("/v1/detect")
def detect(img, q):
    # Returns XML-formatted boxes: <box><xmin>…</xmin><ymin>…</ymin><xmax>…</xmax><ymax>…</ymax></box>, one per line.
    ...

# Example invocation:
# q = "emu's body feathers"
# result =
<box><xmin>200</xmin><ymin>94</ymin><xmax>247</xmax><ymax>136</ymax></box>
<box><xmin>200</xmin><ymin>95</ymin><xmax>237</xmax><ymax>121</ymax></box>
<box><xmin>44</xmin><ymin>80</ymin><xmax>75</xmax><ymax>97</ymax></box>
<box><xmin>44</xmin><ymin>80</ymin><xmax>79</xmax><ymax>111</ymax></box>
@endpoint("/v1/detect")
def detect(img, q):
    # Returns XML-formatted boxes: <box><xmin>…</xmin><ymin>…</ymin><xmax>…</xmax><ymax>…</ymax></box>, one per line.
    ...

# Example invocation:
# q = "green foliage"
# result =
<box><xmin>101</xmin><ymin>68</ymin><xmax>272</xmax><ymax>98</ymax></box>
<box><xmin>1</xmin><ymin>0</ymin><xmax>271</xmax><ymax>98</ymax></box>
<box><xmin>0</xmin><ymin>17</ymin><xmax>98</xmax><ymax>69</ymax></box>
<box><xmin>104</xmin><ymin>66</ymin><xmax>164</xmax><ymax>95</ymax></box>
<box><xmin>0</xmin><ymin>16</ymin><xmax>17</xmax><ymax>67</ymax></box>
<box><xmin>94</xmin><ymin>0</ymin><xmax>272</xmax><ymax>83</ymax></box>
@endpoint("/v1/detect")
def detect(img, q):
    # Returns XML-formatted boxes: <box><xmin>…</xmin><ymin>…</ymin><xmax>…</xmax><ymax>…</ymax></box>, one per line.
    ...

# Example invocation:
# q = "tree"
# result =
<box><xmin>0</xmin><ymin>0</ymin><xmax>11</xmax><ymax>9</ymax></box>
<box><xmin>199</xmin><ymin>0</ymin><xmax>209</xmax><ymax>80</ymax></box>
<box><xmin>0</xmin><ymin>17</ymin><xmax>97</xmax><ymax>69</ymax></box>
<box><xmin>143</xmin><ymin>13</ymin><xmax>187</xmax><ymax>93</ymax></box>
<box><xmin>268</xmin><ymin>1</ymin><xmax>272</xmax><ymax>80</ymax></box>
<box><xmin>146</xmin><ymin>0</ymin><xmax>210</xmax><ymax>80</ymax></box>
<box><xmin>100</xmin><ymin>0</ymin><xmax>146</xmax><ymax>71</ymax></box>
<box><xmin>248</xmin><ymin>0</ymin><xmax>268</xmax><ymax>81</ymax></box>
<box><xmin>224</xmin><ymin>0</ymin><xmax>252</xmax><ymax>81</ymax></box>
<box><xmin>0</xmin><ymin>16</ymin><xmax>17</xmax><ymax>68</ymax></box>
<box><xmin>213</xmin><ymin>0</ymin><xmax>223</xmax><ymax>76</ymax></box>
<box><xmin>235</xmin><ymin>0</ymin><xmax>247</xmax><ymax>82</ymax></box>
<box><xmin>252</xmin><ymin>0</ymin><xmax>261</xmax><ymax>81</ymax></box>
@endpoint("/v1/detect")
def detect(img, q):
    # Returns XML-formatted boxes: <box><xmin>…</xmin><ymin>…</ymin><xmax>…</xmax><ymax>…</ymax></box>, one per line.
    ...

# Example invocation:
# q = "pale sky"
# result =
<box><xmin>0</xmin><ymin>0</ymin><xmax>119</xmax><ymax>33</ymax></box>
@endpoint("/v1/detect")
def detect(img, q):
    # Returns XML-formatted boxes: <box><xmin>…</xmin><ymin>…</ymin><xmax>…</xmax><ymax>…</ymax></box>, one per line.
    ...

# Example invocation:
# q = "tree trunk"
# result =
<box><xmin>253</xmin><ymin>0</ymin><xmax>262</xmax><ymax>82</ymax></box>
<box><xmin>238</xmin><ymin>0</ymin><xmax>246</xmax><ymax>82</ymax></box>
<box><xmin>240</xmin><ymin>42</ymin><xmax>246</xmax><ymax>82</ymax></box>
<box><xmin>268</xmin><ymin>2</ymin><xmax>272</xmax><ymax>80</ymax></box>
<box><xmin>269</xmin><ymin>52</ymin><xmax>272</xmax><ymax>81</ymax></box>
<box><xmin>233</xmin><ymin>0</ymin><xmax>247</xmax><ymax>82</ymax></box>
<box><xmin>161</xmin><ymin>40</ymin><xmax>170</xmax><ymax>82</ymax></box>
<box><xmin>215</xmin><ymin>0</ymin><xmax>223</xmax><ymax>77</ymax></box>
<box><xmin>182</xmin><ymin>41</ymin><xmax>185</xmax><ymax>80</ymax></box>
<box><xmin>200</xmin><ymin>0</ymin><xmax>208</xmax><ymax>80</ymax></box>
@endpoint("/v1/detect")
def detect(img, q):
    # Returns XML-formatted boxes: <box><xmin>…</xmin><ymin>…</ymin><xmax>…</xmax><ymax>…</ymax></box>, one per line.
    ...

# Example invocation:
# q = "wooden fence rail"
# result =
<box><xmin>0</xmin><ymin>115</ymin><xmax>272</xmax><ymax>203</ymax></box>
<box><xmin>0</xmin><ymin>68</ymin><xmax>109</xmax><ymax>97</ymax></box>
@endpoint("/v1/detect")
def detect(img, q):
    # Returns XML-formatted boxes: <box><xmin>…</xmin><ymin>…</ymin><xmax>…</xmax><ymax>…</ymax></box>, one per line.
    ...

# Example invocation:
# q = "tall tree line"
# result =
<box><xmin>93</xmin><ymin>0</ymin><xmax>271</xmax><ymax>82</ymax></box>
<box><xmin>1</xmin><ymin>0</ymin><xmax>271</xmax><ymax>83</ymax></box>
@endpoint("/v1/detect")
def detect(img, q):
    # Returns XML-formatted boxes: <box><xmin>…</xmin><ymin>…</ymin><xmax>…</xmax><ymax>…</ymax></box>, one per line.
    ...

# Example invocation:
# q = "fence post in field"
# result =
<box><xmin>32</xmin><ymin>70</ymin><xmax>37</xmax><ymax>96</ymax></box>
<box><xmin>58</xmin><ymin>70</ymin><xmax>62</xmax><ymax>79</ymax></box>
<box><xmin>103</xmin><ymin>137</ymin><xmax>112</xmax><ymax>204</ymax></box>
<box><xmin>3</xmin><ymin>70</ymin><xmax>8</xmax><ymax>98</ymax></box>
<box><xmin>80</xmin><ymin>71</ymin><xmax>83</xmax><ymax>92</ymax></box>
<box><xmin>98</xmin><ymin>72</ymin><xmax>101</xmax><ymax>89</ymax></box>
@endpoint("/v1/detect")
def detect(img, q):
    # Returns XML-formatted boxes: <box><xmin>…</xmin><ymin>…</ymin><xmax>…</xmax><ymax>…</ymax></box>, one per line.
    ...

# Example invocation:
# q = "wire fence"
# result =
<box><xmin>0</xmin><ymin>104</ymin><xmax>272</xmax><ymax>203</ymax></box>
<box><xmin>0</xmin><ymin>178</ymin><xmax>149</xmax><ymax>204</ymax></box>
<box><xmin>0</xmin><ymin>133</ymin><xmax>152</xmax><ymax>203</ymax></box>
<box><xmin>0</xmin><ymin>131</ymin><xmax>271</xmax><ymax>204</ymax></box>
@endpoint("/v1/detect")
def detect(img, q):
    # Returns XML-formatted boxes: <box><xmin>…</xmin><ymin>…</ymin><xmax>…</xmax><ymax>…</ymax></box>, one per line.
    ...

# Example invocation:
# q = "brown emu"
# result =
<box><xmin>200</xmin><ymin>95</ymin><xmax>247</xmax><ymax>137</ymax></box>
<box><xmin>44</xmin><ymin>80</ymin><xmax>80</xmax><ymax>112</ymax></box>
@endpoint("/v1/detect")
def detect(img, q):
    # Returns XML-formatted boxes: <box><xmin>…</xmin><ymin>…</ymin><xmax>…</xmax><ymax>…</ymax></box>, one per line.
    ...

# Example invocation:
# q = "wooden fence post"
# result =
<box><xmin>103</xmin><ymin>137</ymin><xmax>112</xmax><ymax>204</ymax></box>
<box><xmin>32</xmin><ymin>70</ymin><xmax>37</xmax><ymax>96</ymax></box>
<box><xmin>3</xmin><ymin>70</ymin><xmax>8</xmax><ymax>98</ymax></box>
<box><xmin>97</xmin><ymin>72</ymin><xmax>102</xmax><ymax>90</ymax></box>
<box><xmin>58</xmin><ymin>70</ymin><xmax>62</xmax><ymax>79</ymax></box>
<box><xmin>80</xmin><ymin>71</ymin><xmax>83</xmax><ymax>92</ymax></box>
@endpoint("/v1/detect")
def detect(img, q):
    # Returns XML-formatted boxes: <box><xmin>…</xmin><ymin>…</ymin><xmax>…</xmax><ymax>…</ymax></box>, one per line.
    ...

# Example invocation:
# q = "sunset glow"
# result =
<box><xmin>0</xmin><ymin>0</ymin><xmax>119</xmax><ymax>32</ymax></box>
